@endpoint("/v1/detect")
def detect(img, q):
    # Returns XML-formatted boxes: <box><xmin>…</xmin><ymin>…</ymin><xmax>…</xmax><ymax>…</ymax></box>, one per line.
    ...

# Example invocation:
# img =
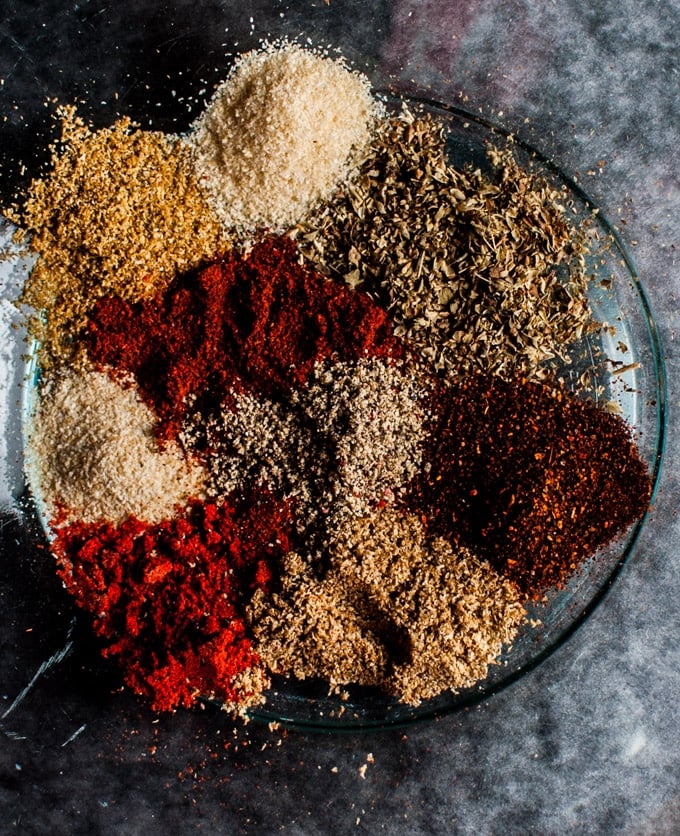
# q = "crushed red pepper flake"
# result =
<box><xmin>407</xmin><ymin>374</ymin><xmax>652</xmax><ymax>597</ymax></box>
<box><xmin>52</xmin><ymin>495</ymin><xmax>297</xmax><ymax>712</ymax></box>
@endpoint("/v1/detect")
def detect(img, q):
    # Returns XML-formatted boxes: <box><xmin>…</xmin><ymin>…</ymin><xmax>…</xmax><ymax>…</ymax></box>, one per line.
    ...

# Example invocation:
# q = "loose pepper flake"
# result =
<box><xmin>408</xmin><ymin>374</ymin><xmax>652</xmax><ymax>597</ymax></box>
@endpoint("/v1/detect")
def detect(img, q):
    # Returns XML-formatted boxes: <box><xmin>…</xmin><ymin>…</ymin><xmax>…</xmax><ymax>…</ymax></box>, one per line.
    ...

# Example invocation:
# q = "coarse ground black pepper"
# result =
<box><xmin>190</xmin><ymin>356</ymin><xmax>425</xmax><ymax>542</ymax></box>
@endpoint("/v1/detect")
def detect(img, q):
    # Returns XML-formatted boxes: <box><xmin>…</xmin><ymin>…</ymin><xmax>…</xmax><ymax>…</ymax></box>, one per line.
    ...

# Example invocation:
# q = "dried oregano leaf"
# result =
<box><xmin>290</xmin><ymin>108</ymin><xmax>598</xmax><ymax>382</ymax></box>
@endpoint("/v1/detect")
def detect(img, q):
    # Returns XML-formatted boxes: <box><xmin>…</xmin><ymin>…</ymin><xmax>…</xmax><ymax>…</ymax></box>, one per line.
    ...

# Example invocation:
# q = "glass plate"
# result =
<box><xmin>7</xmin><ymin>94</ymin><xmax>666</xmax><ymax>731</ymax></box>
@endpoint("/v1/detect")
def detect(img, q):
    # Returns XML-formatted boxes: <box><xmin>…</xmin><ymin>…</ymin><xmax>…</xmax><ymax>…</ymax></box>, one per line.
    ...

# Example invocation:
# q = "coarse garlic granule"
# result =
<box><xmin>189</xmin><ymin>42</ymin><xmax>382</xmax><ymax>233</ymax></box>
<box><xmin>29</xmin><ymin>369</ymin><xmax>205</xmax><ymax>527</ymax></box>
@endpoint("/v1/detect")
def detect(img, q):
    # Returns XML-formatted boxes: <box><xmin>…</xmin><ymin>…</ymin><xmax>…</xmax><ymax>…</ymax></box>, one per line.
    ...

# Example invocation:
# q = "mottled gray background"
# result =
<box><xmin>0</xmin><ymin>1</ymin><xmax>678</xmax><ymax>833</ymax></box>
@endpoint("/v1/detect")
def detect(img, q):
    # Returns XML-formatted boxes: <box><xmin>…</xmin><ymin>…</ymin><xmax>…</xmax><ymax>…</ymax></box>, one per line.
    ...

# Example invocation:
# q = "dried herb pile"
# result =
<box><xmin>6</xmin><ymin>41</ymin><xmax>653</xmax><ymax>717</ymax></box>
<box><xmin>292</xmin><ymin>110</ymin><xmax>595</xmax><ymax>381</ymax></box>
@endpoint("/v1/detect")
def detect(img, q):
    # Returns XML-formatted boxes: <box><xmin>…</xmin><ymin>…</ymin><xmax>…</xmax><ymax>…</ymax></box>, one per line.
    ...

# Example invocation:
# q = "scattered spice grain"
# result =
<box><xmin>189</xmin><ymin>41</ymin><xmax>381</xmax><ymax>234</ymax></box>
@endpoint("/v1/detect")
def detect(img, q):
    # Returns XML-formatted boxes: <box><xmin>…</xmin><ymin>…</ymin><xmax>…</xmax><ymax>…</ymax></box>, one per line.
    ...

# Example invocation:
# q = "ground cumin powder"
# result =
<box><xmin>248</xmin><ymin>507</ymin><xmax>526</xmax><ymax>705</ymax></box>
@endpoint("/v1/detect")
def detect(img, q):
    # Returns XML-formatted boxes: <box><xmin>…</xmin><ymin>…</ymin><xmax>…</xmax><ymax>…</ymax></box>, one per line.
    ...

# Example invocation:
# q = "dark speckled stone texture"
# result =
<box><xmin>1</xmin><ymin>1</ymin><xmax>678</xmax><ymax>833</ymax></box>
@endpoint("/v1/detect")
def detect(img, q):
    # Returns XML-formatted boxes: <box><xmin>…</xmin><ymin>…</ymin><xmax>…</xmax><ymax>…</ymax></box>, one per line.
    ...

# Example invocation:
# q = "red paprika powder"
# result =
<box><xmin>87</xmin><ymin>236</ymin><xmax>403</xmax><ymax>442</ymax></box>
<box><xmin>52</xmin><ymin>493</ymin><xmax>296</xmax><ymax>711</ymax></box>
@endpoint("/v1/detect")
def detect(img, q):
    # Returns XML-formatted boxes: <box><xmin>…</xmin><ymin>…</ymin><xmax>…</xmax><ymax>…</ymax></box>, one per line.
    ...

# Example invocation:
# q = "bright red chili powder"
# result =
<box><xmin>87</xmin><ymin>236</ymin><xmax>403</xmax><ymax>442</ymax></box>
<box><xmin>52</xmin><ymin>494</ymin><xmax>296</xmax><ymax>711</ymax></box>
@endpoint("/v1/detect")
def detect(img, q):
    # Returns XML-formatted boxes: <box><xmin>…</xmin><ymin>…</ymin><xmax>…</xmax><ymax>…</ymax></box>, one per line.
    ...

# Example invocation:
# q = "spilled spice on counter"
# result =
<box><xmin>9</xmin><ymin>106</ymin><xmax>226</xmax><ymax>367</ymax></box>
<box><xmin>248</xmin><ymin>507</ymin><xmax>526</xmax><ymax>703</ymax></box>
<box><xmin>407</xmin><ymin>374</ymin><xmax>652</xmax><ymax>597</ymax></box>
<box><xmin>86</xmin><ymin>236</ymin><xmax>403</xmax><ymax>442</ymax></box>
<box><xmin>291</xmin><ymin>110</ymin><xmax>596</xmax><ymax>382</ymax></box>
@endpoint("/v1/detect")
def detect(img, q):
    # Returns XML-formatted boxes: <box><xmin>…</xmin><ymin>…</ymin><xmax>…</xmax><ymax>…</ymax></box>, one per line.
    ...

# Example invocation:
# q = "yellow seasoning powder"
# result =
<box><xmin>9</xmin><ymin>106</ymin><xmax>227</xmax><ymax>367</ymax></box>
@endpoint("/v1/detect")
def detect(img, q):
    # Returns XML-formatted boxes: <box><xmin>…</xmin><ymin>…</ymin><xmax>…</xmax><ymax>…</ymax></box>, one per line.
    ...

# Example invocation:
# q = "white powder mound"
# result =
<box><xmin>30</xmin><ymin>369</ymin><xmax>205</xmax><ymax>527</ymax></box>
<box><xmin>189</xmin><ymin>41</ymin><xmax>382</xmax><ymax>233</ymax></box>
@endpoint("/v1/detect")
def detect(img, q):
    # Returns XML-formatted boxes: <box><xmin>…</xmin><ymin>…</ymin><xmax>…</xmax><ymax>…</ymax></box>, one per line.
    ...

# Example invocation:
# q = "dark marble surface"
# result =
<box><xmin>1</xmin><ymin>1</ymin><xmax>678</xmax><ymax>833</ymax></box>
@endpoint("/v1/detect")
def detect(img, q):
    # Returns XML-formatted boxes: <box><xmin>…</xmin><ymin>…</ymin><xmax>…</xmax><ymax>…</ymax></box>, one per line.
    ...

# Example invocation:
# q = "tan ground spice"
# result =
<box><xmin>247</xmin><ymin>508</ymin><xmax>526</xmax><ymax>704</ymax></box>
<box><xmin>29</xmin><ymin>368</ymin><xmax>205</xmax><ymax>526</ymax></box>
<box><xmin>9</xmin><ymin>106</ymin><xmax>226</xmax><ymax>367</ymax></box>
<box><xmin>189</xmin><ymin>41</ymin><xmax>382</xmax><ymax>234</ymax></box>
<box><xmin>189</xmin><ymin>357</ymin><xmax>425</xmax><ymax>532</ymax></box>
<box><xmin>291</xmin><ymin>109</ymin><xmax>597</xmax><ymax>382</ymax></box>
<box><xmin>249</xmin><ymin>550</ymin><xmax>390</xmax><ymax>690</ymax></box>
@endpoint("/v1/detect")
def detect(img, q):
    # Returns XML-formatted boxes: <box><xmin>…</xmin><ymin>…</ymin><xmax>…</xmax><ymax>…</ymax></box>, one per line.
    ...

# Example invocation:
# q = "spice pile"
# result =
<box><xmin>292</xmin><ymin>113</ymin><xmax>593</xmax><ymax>381</ymax></box>
<box><xmin>9</xmin><ymin>41</ymin><xmax>652</xmax><ymax>716</ymax></box>
<box><xmin>190</xmin><ymin>42</ymin><xmax>382</xmax><ymax>233</ymax></box>
<box><xmin>10</xmin><ymin>108</ymin><xmax>227</xmax><ymax>369</ymax></box>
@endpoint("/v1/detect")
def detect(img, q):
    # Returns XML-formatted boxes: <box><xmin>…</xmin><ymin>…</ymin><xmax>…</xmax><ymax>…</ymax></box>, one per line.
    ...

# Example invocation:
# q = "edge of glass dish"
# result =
<box><xmin>17</xmin><ymin>95</ymin><xmax>667</xmax><ymax>733</ymax></box>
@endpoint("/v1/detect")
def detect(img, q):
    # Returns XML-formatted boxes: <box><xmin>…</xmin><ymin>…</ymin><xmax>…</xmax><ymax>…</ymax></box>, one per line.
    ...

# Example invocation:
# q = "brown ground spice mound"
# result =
<box><xmin>247</xmin><ymin>508</ymin><xmax>526</xmax><ymax>705</ymax></box>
